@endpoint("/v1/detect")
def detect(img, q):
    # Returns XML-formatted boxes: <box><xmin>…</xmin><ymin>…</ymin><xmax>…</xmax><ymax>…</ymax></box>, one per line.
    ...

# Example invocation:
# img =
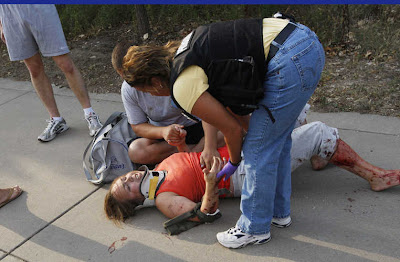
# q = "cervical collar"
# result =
<box><xmin>138</xmin><ymin>165</ymin><xmax>166</xmax><ymax>207</ymax></box>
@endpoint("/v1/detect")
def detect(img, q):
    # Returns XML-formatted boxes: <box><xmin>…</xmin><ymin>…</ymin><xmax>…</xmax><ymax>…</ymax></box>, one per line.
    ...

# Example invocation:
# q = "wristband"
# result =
<box><xmin>229</xmin><ymin>159</ymin><xmax>241</xmax><ymax>166</ymax></box>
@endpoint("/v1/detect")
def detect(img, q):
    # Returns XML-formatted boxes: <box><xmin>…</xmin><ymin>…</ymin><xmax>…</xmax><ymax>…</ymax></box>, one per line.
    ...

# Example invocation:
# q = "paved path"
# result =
<box><xmin>0</xmin><ymin>78</ymin><xmax>399</xmax><ymax>262</ymax></box>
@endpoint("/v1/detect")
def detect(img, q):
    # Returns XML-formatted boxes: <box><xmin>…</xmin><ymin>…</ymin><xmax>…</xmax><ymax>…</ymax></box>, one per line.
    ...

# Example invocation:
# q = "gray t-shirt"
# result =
<box><xmin>121</xmin><ymin>81</ymin><xmax>196</xmax><ymax>127</ymax></box>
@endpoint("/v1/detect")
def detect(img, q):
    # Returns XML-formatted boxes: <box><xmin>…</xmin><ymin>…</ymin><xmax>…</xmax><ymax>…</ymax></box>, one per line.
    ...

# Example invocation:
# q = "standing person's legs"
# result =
<box><xmin>272</xmin><ymin>127</ymin><xmax>295</xmax><ymax>227</ymax></box>
<box><xmin>38</xmin><ymin>6</ymin><xmax>102</xmax><ymax>136</ymax></box>
<box><xmin>52</xmin><ymin>54</ymin><xmax>91</xmax><ymax>109</ymax></box>
<box><xmin>269</xmin><ymin>25</ymin><xmax>325</xmax><ymax>230</ymax></box>
<box><xmin>29</xmin><ymin>4</ymin><xmax>102</xmax><ymax>136</ymax></box>
<box><xmin>217</xmin><ymin>23</ymin><xmax>325</xmax><ymax>249</ymax></box>
<box><xmin>52</xmin><ymin>57</ymin><xmax>102</xmax><ymax>137</ymax></box>
<box><xmin>24</xmin><ymin>53</ymin><xmax>60</xmax><ymax>118</ymax></box>
<box><xmin>241</xmin><ymin>25</ymin><xmax>324</xmax><ymax>234</ymax></box>
<box><xmin>238</xmin><ymin>87</ymin><xmax>307</xmax><ymax>234</ymax></box>
<box><xmin>1</xmin><ymin>5</ymin><xmax>71</xmax><ymax>141</ymax></box>
<box><xmin>24</xmin><ymin>53</ymin><xmax>69</xmax><ymax>142</ymax></box>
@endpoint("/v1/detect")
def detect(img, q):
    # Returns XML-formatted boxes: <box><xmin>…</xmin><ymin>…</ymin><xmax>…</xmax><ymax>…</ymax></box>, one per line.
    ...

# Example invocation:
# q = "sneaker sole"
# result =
<box><xmin>218</xmin><ymin>235</ymin><xmax>271</xmax><ymax>249</ymax></box>
<box><xmin>38</xmin><ymin>125</ymin><xmax>69</xmax><ymax>142</ymax></box>
<box><xmin>271</xmin><ymin>220</ymin><xmax>292</xmax><ymax>228</ymax></box>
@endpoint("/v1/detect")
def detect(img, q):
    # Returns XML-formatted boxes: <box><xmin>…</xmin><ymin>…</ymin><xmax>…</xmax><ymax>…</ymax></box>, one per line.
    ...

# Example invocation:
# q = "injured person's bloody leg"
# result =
<box><xmin>329</xmin><ymin>139</ymin><xmax>400</xmax><ymax>191</ymax></box>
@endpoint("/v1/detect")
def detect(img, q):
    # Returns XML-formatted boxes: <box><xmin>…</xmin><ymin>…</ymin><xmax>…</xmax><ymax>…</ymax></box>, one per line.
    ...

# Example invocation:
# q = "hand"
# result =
<box><xmin>200</xmin><ymin>148</ymin><xmax>221</xmax><ymax>173</ymax></box>
<box><xmin>216</xmin><ymin>159</ymin><xmax>240</xmax><ymax>181</ymax></box>
<box><xmin>203</xmin><ymin>156</ymin><xmax>225</xmax><ymax>186</ymax></box>
<box><xmin>163</xmin><ymin>124</ymin><xmax>186</xmax><ymax>146</ymax></box>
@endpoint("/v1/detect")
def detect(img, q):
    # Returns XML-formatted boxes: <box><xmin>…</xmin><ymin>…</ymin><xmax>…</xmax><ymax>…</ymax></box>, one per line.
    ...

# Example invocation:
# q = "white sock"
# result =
<box><xmin>83</xmin><ymin>107</ymin><xmax>95</xmax><ymax>116</ymax></box>
<box><xmin>52</xmin><ymin>116</ymin><xmax>63</xmax><ymax>121</ymax></box>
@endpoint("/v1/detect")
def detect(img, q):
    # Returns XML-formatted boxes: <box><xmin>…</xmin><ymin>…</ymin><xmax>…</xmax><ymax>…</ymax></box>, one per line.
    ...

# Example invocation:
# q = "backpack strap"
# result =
<box><xmin>103</xmin><ymin>111</ymin><xmax>125</xmax><ymax>128</ymax></box>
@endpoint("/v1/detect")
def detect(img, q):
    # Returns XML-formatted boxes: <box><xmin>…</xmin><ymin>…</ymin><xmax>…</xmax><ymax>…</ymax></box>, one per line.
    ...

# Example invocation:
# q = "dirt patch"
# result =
<box><xmin>1</xmin><ymin>23</ymin><xmax>399</xmax><ymax>117</ymax></box>
<box><xmin>311</xmin><ymin>48</ymin><xmax>400</xmax><ymax>117</ymax></box>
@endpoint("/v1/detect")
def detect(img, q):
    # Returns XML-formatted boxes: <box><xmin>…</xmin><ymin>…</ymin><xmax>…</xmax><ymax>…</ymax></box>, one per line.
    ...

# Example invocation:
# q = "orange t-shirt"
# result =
<box><xmin>155</xmin><ymin>146</ymin><xmax>231</xmax><ymax>202</ymax></box>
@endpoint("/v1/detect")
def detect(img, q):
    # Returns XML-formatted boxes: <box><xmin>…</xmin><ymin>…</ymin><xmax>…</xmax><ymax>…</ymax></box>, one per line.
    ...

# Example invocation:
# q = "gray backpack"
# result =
<box><xmin>83</xmin><ymin>112</ymin><xmax>137</xmax><ymax>184</ymax></box>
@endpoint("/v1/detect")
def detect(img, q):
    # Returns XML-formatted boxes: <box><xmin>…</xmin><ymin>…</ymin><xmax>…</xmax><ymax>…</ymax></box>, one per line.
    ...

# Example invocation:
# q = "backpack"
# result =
<box><xmin>83</xmin><ymin>112</ymin><xmax>138</xmax><ymax>184</ymax></box>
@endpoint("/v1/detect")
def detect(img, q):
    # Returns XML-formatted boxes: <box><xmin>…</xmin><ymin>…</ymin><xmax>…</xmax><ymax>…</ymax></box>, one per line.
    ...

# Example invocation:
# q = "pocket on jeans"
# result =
<box><xmin>291</xmin><ymin>40</ymin><xmax>323</xmax><ymax>91</ymax></box>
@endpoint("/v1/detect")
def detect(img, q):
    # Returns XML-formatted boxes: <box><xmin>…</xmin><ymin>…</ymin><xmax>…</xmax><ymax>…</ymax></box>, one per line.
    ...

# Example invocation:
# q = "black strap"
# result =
<box><xmin>163</xmin><ymin>203</ymin><xmax>200</xmax><ymax>235</ymax></box>
<box><xmin>163</xmin><ymin>202</ymin><xmax>222</xmax><ymax>235</ymax></box>
<box><xmin>266</xmin><ymin>23</ymin><xmax>297</xmax><ymax>65</ymax></box>
<box><xmin>261</xmin><ymin>105</ymin><xmax>276</xmax><ymax>123</ymax></box>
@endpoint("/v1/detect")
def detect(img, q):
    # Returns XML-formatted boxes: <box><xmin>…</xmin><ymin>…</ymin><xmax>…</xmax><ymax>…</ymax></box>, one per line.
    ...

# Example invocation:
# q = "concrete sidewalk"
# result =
<box><xmin>0</xmin><ymin>78</ymin><xmax>399</xmax><ymax>262</ymax></box>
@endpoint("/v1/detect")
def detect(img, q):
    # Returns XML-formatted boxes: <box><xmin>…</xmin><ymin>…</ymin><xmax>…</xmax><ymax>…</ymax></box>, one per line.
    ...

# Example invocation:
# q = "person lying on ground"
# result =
<box><xmin>0</xmin><ymin>185</ymin><xmax>23</xmax><ymax>208</ymax></box>
<box><xmin>104</xmin><ymin>121</ymin><xmax>400</xmax><ymax>229</ymax></box>
<box><xmin>112</xmin><ymin>41</ymin><xmax>224</xmax><ymax>165</ymax></box>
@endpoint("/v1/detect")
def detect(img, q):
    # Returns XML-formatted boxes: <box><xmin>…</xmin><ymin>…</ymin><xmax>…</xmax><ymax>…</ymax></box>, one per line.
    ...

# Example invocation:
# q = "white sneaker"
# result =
<box><xmin>85</xmin><ymin>112</ymin><xmax>102</xmax><ymax>136</ymax></box>
<box><xmin>38</xmin><ymin>118</ymin><xmax>69</xmax><ymax>142</ymax></box>
<box><xmin>216</xmin><ymin>225</ymin><xmax>271</xmax><ymax>249</ymax></box>
<box><xmin>271</xmin><ymin>216</ymin><xmax>292</xmax><ymax>228</ymax></box>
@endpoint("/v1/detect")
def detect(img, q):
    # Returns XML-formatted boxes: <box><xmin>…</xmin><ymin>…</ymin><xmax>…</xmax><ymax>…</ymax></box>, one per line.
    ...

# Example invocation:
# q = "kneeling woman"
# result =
<box><xmin>104</xmin><ymin>122</ymin><xmax>400</xmax><ymax>231</ymax></box>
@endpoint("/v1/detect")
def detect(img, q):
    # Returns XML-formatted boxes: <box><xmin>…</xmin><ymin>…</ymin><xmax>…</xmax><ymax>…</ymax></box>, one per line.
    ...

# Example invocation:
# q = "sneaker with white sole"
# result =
<box><xmin>216</xmin><ymin>225</ymin><xmax>271</xmax><ymax>249</ymax></box>
<box><xmin>38</xmin><ymin>118</ymin><xmax>69</xmax><ymax>142</ymax></box>
<box><xmin>85</xmin><ymin>112</ymin><xmax>102</xmax><ymax>136</ymax></box>
<box><xmin>271</xmin><ymin>216</ymin><xmax>292</xmax><ymax>228</ymax></box>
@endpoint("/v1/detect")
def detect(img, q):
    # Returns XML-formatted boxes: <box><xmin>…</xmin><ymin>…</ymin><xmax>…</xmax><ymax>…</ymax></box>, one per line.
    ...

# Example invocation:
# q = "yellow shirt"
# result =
<box><xmin>173</xmin><ymin>18</ymin><xmax>289</xmax><ymax>113</ymax></box>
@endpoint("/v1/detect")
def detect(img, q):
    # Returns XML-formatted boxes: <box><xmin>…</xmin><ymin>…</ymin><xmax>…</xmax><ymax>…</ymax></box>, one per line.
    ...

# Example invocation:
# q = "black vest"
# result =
<box><xmin>170</xmin><ymin>18</ymin><xmax>266</xmax><ymax>117</ymax></box>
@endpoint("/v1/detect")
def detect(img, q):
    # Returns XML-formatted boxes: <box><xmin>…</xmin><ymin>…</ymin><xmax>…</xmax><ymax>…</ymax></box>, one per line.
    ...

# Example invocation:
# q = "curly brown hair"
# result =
<box><xmin>104</xmin><ymin>178</ymin><xmax>139</xmax><ymax>225</ymax></box>
<box><xmin>122</xmin><ymin>41</ymin><xmax>180</xmax><ymax>86</ymax></box>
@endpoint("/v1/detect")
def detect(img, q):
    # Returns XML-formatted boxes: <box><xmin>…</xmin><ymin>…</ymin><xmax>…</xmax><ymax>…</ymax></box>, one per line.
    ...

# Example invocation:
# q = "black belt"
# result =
<box><xmin>266</xmin><ymin>23</ymin><xmax>297</xmax><ymax>64</ymax></box>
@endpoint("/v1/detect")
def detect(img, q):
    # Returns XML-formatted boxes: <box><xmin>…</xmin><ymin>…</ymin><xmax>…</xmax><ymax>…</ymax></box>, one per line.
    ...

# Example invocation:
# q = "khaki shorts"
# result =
<box><xmin>0</xmin><ymin>4</ymin><xmax>69</xmax><ymax>61</ymax></box>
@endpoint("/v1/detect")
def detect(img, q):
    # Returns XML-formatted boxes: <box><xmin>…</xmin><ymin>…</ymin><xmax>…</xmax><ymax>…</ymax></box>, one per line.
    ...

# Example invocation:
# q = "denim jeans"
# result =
<box><xmin>237</xmin><ymin>23</ymin><xmax>325</xmax><ymax>234</ymax></box>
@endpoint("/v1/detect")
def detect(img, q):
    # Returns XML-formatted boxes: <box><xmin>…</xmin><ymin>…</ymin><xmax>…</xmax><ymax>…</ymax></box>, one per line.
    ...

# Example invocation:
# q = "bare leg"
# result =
<box><xmin>24</xmin><ymin>53</ymin><xmax>60</xmax><ymax>118</ymax></box>
<box><xmin>52</xmin><ymin>54</ymin><xmax>91</xmax><ymax>109</ymax></box>
<box><xmin>129</xmin><ymin>138</ymin><xmax>179</xmax><ymax>164</ymax></box>
<box><xmin>329</xmin><ymin>139</ymin><xmax>400</xmax><ymax>191</ymax></box>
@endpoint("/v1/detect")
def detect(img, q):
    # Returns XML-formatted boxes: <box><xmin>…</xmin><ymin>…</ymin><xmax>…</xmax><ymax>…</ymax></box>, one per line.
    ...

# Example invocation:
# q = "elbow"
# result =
<box><xmin>131</xmin><ymin>124</ymin><xmax>140</xmax><ymax>133</ymax></box>
<box><xmin>131</xmin><ymin>124</ymin><xmax>146</xmax><ymax>137</ymax></box>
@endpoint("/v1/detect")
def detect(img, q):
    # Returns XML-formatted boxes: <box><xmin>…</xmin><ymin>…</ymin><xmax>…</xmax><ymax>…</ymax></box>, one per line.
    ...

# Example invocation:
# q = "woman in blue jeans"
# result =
<box><xmin>121</xmin><ymin>13</ymin><xmax>325</xmax><ymax>248</ymax></box>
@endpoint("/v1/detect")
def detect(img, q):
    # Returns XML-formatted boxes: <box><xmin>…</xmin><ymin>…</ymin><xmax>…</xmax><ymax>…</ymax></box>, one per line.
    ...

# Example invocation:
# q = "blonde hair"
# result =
<box><xmin>122</xmin><ymin>41</ymin><xmax>180</xmax><ymax>86</ymax></box>
<box><xmin>104</xmin><ymin>177</ymin><xmax>139</xmax><ymax>225</ymax></box>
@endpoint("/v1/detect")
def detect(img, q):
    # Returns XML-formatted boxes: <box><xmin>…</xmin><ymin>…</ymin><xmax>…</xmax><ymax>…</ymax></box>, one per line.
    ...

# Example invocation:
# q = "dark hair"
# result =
<box><xmin>111</xmin><ymin>40</ymin><xmax>137</xmax><ymax>73</ymax></box>
<box><xmin>104</xmin><ymin>178</ymin><xmax>139</xmax><ymax>225</ymax></box>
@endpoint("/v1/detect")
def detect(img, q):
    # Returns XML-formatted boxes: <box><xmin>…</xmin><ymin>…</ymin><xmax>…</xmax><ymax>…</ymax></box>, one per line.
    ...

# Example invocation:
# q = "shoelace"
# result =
<box><xmin>44</xmin><ymin>119</ymin><xmax>56</xmax><ymax>132</ymax></box>
<box><xmin>228</xmin><ymin>226</ymin><xmax>243</xmax><ymax>234</ymax></box>
<box><xmin>86</xmin><ymin>114</ymin><xmax>98</xmax><ymax>125</ymax></box>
